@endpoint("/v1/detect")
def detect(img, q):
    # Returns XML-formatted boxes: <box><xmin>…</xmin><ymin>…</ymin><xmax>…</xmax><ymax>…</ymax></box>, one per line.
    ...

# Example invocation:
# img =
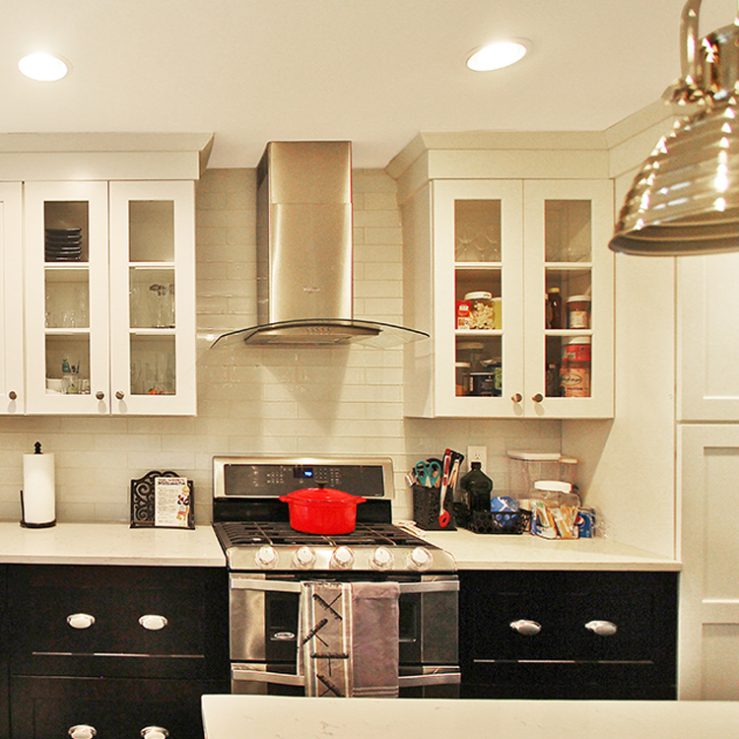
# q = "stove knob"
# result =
<box><xmin>331</xmin><ymin>546</ymin><xmax>355</xmax><ymax>570</ymax></box>
<box><xmin>255</xmin><ymin>545</ymin><xmax>279</xmax><ymax>569</ymax></box>
<box><xmin>370</xmin><ymin>546</ymin><xmax>394</xmax><ymax>571</ymax></box>
<box><xmin>408</xmin><ymin>546</ymin><xmax>433</xmax><ymax>571</ymax></box>
<box><xmin>294</xmin><ymin>546</ymin><xmax>316</xmax><ymax>569</ymax></box>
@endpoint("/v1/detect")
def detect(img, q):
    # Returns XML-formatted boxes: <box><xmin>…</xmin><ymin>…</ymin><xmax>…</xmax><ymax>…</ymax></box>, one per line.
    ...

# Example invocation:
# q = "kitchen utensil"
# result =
<box><xmin>279</xmin><ymin>485</ymin><xmax>366</xmax><ymax>535</ymax></box>
<box><xmin>414</xmin><ymin>460</ymin><xmax>441</xmax><ymax>488</ymax></box>
<box><xmin>20</xmin><ymin>441</ymin><xmax>56</xmax><ymax>528</ymax></box>
<box><xmin>438</xmin><ymin>451</ymin><xmax>452</xmax><ymax>528</ymax></box>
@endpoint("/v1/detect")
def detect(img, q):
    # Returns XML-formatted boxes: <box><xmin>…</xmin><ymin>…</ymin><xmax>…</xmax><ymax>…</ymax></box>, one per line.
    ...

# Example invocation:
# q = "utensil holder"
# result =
<box><xmin>412</xmin><ymin>484</ymin><xmax>456</xmax><ymax>531</ymax></box>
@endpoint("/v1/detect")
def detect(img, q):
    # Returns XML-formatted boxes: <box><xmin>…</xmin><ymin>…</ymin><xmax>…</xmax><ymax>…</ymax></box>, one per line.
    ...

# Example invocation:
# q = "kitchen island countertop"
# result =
<box><xmin>0</xmin><ymin>522</ymin><xmax>226</xmax><ymax>566</ymax></box>
<box><xmin>201</xmin><ymin>695</ymin><xmax>737</xmax><ymax>739</ymax></box>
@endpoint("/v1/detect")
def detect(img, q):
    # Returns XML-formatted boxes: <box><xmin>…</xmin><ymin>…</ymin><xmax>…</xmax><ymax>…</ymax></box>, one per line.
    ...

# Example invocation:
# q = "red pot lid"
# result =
<box><xmin>280</xmin><ymin>487</ymin><xmax>366</xmax><ymax>506</ymax></box>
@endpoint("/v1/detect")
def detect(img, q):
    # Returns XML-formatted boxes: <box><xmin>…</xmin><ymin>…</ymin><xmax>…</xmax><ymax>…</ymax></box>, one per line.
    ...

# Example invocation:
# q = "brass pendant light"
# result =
<box><xmin>609</xmin><ymin>0</ymin><xmax>739</xmax><ymax>256</ymax></box>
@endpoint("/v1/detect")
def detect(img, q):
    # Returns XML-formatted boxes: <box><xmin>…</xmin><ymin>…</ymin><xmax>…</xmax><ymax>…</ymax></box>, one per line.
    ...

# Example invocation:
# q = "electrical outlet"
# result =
<box><xmin>467</xmin><ymin>445</ymin><xmax>487</xmax><ymax>470</ymax></box>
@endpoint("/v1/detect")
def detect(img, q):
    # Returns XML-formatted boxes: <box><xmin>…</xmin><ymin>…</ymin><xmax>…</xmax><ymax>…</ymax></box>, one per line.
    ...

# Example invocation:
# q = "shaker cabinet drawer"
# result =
<box><xmin>459</xmin><ymin>570</ymin><xmax>678</xmax><ymax>699</ymax></box>
<box><xmin>11</xmin><ymin>675</ymin><xmax>227</xmax><ymax>739</ymax></box>
<box><xmin>8</xmin><ymin>564</ymin><xmax>228</xmax><ymax>679</ymax></box>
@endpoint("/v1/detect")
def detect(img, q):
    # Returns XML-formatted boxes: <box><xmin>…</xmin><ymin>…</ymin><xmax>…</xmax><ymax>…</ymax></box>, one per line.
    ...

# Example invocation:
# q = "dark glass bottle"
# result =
<box><xmin>460</xmin><ymin>462</ymin><xmax>493</xmax><ymax>513</ymax></box>
<box><xmin>546</xmin><ymin>287</ymin><xmax>562</xmax><ymax>329</ymax></box>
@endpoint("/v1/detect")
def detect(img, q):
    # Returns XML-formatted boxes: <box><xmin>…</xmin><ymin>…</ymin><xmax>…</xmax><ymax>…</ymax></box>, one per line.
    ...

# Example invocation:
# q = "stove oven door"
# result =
<box><xmin>229</xmin><ymin>574</ymin><xmax>460</xmax><ymax>697</ymax></box>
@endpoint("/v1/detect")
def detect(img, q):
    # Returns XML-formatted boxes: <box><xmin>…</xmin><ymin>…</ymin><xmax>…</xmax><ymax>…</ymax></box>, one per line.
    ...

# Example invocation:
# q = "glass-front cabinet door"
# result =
<box><xmin>433</xmin><ymin>179</ymin><xmax>524</xmax><ymax>417</ymax></box>
<box><xmin>108</xmin><ymin>180</ymin><xmax>196</xmax><ymax>415</ymax></box>
<box><xmin>0</xmin><ymin>183</ymin><xmax>23</xmax><ymax>414</ymax></box>
<box><xmin>24</xmin><ymin>181</ymin><xmax>109</xmax><ymax>414</ymax></box>
<box><xmin>523</xmin><ymin>180</ymin><xmax>613</xmax><ymax>418</ymax></box>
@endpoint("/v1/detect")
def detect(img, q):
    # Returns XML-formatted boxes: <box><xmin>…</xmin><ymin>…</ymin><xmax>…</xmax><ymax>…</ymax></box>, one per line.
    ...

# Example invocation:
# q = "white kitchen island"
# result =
<box><xmin>202</xmin><ymin>695</ymin><xmax>739</xmax><ymax>739</ymax></box>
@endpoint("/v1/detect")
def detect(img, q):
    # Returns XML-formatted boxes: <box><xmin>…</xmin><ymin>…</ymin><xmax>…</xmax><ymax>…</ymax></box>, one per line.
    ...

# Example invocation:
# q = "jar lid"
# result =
<box><xmin>567</xmin><ymin>336</ymin><xmax>591</xmax><ymax>345</ymax></box>
<box><xmin>455</xmin><ymin>362</ymin><xmax>471</xmax><ymax>368</ymax></box>
<box><xmin>457</xmin><ymin>342</ymin><xmax>485</xmax><ymax>350</ymax></box>
<box><xmin>507</xmin><ymin>451</ymin><xmax>562</xmax><ymax>461</ymax></box>
<box><xmin>534</xmin><ymin>480</ymin><xmax>573</xmax><ymax>493</ymax></box>
<box><xmin>464</xmin><ymin>291</ymin><xmax>493</xmax><ymax>300</ymax></box>
<box><xmin>567</xmin><ymin>295</ymin><xmax>591</xmax><ymax>303</ymax></box>
<box><xmin>547</xmin><ymin>287</ymin><xmax>561</xmax><ymax>293</ymax></box>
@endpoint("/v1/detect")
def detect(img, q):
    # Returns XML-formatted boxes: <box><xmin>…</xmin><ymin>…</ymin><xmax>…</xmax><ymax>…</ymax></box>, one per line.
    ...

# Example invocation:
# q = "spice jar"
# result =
<box><xmin>464</xmin><ymin>291</ymin><xmax>496</xmax><ymax>330</ymax></box>
<box><xmin>567</xmin><ymin>295</ymin><xmax>591</xmax><ymax>329</ymax></box>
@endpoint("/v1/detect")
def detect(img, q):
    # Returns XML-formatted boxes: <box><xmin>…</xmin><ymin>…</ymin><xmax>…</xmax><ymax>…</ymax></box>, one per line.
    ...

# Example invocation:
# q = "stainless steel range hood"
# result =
<box><xmin>211</xmin><ymin>141</ymin><xmax>428</xmax><ymax>348</ymax></box>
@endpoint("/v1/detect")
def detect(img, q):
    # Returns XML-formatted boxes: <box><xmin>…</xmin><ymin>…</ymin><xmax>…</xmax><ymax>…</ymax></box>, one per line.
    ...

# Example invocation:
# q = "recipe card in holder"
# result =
<box><xmin>130</xmin><ymin>470</ymin><xmax>194</xmax><ymax>529</ymax></box>
<box><xmin>412</xmin><ymin>484</ymin><xmax>456</xmax><ymax>531</ymax></box>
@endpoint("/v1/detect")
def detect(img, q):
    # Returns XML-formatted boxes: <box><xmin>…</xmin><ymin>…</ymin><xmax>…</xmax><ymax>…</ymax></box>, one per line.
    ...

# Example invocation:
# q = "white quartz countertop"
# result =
<box><xmin>411</xmin><ymin>526</ymin><xmax>680</xmax><ymax>571</ymax></box>
<box><xmin>201</xmin><ymin>695</ymin><xmax>738</xmax><ymax>739</ymax></box>
<box><xmin>0</xmin><ymin>522</ymin><xmax>226</xmax><ymax>566</ymax></box>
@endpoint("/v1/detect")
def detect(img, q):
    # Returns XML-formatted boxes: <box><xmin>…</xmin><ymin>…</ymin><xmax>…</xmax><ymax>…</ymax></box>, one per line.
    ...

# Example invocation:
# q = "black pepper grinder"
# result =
<box><xmin>460</xmin><ymin>462</ymin><xmax>493</xmax><ymax>513</ymax></box>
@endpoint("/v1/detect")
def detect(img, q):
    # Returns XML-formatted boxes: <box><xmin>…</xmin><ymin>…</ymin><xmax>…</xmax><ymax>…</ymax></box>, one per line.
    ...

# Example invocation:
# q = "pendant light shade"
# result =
<box><xmin>609</xmin><ymin>0</ymin><xmax>739</xmax><ymax>256</ymax></box>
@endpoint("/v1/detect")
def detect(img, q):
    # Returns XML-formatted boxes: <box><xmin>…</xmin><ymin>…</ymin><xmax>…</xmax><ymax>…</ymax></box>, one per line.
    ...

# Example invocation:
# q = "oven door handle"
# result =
<box><xmin>229</xmin><ymin>578</ymin><xmax>458</xmax><ymax>594</ymax></box>
<box><xmin>231</xmin><ymin>665</ymin><xmax>461</xmax><ymax>687</ymax></box>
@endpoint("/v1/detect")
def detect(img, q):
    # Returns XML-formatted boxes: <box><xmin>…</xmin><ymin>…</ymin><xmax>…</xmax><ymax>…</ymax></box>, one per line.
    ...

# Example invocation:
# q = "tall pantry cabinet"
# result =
<box><xmin>677</xmin><ymin>252</ymin><xmax>739</xmax><ymax>700</ymax></box>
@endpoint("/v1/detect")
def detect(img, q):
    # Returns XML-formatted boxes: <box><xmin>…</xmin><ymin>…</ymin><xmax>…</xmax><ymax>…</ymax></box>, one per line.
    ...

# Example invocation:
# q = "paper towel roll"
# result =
<box><xmin>22</xmin><ymin>452</ymin><xmax>56</xmax><ymax>527</ymax></box>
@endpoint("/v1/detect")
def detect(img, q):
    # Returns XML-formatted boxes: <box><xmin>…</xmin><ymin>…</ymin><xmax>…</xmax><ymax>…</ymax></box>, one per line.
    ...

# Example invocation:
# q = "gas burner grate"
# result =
<box><xmin>214</xmin><ymin>520</ymin><xmax>431</xmax><ymax>549</ymax></box>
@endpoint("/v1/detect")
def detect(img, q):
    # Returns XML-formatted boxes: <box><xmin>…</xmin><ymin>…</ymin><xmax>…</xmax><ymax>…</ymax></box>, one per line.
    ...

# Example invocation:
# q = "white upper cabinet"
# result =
<box><xmin>24</xmin><ymin>180</ymin><xmax>196</xmax><ymax>415</ymax></box>
<box><xmin>678</xmin><ymin>252</ymin><xmax>739</xmax><ymax>421</ymax></box>
<box><xmin>402</xmin><ymin>175</ymin><xmax>614</xmax><ymax>419</ymax></box>
<box><xmin>0</xmin><ymin>183</ymin><xmax>24</xmax><ymax>413</ymax></box>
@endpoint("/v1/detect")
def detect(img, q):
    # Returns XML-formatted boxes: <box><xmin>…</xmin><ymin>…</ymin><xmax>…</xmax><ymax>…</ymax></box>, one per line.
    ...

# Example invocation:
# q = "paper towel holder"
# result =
<box><xmin>20</xmin><ymin>441</ymin><xmax>57</xmax><ymax>529</ymax></box>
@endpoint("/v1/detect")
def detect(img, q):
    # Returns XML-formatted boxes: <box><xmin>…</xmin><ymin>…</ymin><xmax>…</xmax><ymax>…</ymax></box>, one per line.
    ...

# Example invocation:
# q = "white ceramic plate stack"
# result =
<box><xmin>45</xmin><ymin>227</ymin><xmax>82</xmax><ymax>262</ymax></box>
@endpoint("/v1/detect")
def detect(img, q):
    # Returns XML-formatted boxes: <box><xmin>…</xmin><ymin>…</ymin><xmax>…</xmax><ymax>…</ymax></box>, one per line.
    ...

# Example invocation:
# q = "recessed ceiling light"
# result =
<box><xmin>466</xmin><ymin>40</ymin><xmax>529</xmax><ymax>71</ymax></box>
<box><xmin>18</xmin><ymin>52</ymin><xmax>70</xmax><ymax>82</ymax></box>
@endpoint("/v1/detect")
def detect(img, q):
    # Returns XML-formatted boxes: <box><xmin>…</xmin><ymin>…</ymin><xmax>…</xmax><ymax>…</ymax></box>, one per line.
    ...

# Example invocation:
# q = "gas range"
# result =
<box><xmin>212</xmin><ymin>456</ymin><xmax>456</xmax><ymax>573</ymax></box>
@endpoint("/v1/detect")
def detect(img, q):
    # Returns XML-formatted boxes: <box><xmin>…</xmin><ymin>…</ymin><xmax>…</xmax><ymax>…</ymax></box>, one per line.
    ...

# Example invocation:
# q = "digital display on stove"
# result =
<box><xmin>293</xmin><ymin>466</ymin><xmax>314</xmax><ymax>479</ymax></box>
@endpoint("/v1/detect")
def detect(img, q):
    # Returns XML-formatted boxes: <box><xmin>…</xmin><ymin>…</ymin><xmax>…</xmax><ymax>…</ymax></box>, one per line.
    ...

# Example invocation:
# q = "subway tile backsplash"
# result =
<box><xmin>0</xmin><ymin>168</ymin><xmax>560</xmax><ymax>524</ymax></box>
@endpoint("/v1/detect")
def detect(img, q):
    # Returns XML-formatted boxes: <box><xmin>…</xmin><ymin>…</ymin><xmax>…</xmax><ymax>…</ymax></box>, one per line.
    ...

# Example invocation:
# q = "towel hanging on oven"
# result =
<box><xmin>297</xmin><ymin>580</ymin><xmax>400</xmax><ymax>698</ymax></box>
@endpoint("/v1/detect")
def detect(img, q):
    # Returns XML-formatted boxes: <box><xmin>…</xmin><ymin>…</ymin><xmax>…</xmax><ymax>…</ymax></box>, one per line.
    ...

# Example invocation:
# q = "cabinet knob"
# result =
<box><xmin>68</xmin><ymin>725</ymin><xmax>97</xmax><ymax>739</ymax></box>
<box><xmin>532</xmin><ymin>393</ymin><xmax>544</xmax><ymax>403</ymax></box>
<box><xmin>141</xmin><ymin>727</ymin><xmax>169</xmax><ymax>739</ymax></box>
<box><xmin>585</xmin><ymin>619</ymin><xmax>618</xmax><ymax>636</ymax></box>
<box><xmin>8</xmin><ymin>390</ymin><xmax>17</xmax><ymax>400</ymax></box>
<box><xmin>511</xmin><ymin>393</ymin><xmax>523</xmax><ymax>403</ymax></box>
<box><xmin>115</xmin><ymin>390</ymin><xmax>125</xmax><ymax>400</ymax></box>
<box><xmin>139</xmin><ymin>614</ymin><xmax>168</xmax><ymax>631</ymax></box>
<box><xmin>67</xmin><ymin>613</ymin><xmax>96</xmax><ymax>630</ymax></box>
<box><xmin>509</xmin><ymin>619</ymin><xmax>542</xmax><ymax>636</ymax></box>
<box><xmin>95</xmin><ymin>391</ymin><xmax>105</xmax><ymax>400</ymax></box>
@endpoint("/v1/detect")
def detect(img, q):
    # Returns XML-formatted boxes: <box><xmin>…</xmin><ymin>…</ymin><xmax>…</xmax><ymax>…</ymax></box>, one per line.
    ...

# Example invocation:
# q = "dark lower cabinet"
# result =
<box><xmin>7</xmin><ymin>564</ymin><xmax>229</xmax><ymax>739</ymax></box>
<box><xmin>1</xmin><ymin>565</ymin><xmax>8</xmax><ymax>739</ymax></box>
<box><xmin>11</xmin><ymin>676</ymin><xmax>226</xmax><ymax>739</ymax></box>
<box><xmin>459</xmin><ymin>569</ymin><xmax>678</xmax><ymax>700</ymax></box>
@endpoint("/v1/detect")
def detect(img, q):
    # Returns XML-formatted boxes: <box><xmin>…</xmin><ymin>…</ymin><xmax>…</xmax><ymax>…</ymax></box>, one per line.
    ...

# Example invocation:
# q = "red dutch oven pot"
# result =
<box><xmin>279</xmin><ymin>485</ymin><xmax>366</xmax><ymax>535</ymax></box>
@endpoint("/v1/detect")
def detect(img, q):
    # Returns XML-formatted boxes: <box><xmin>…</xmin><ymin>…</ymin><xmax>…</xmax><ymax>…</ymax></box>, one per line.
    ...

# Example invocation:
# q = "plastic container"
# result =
<box><xmin>455</xmin><ymin>362</ymin><xmax>471</xmax><ymax>396</ymax></box>
<box><xmin>562</xmin><ymin>336</ymin><xmax>591</xmax><ymax>362</ymax></box>
<box><xmin>464</xmin><ymin>291</ymin><xmax>496</xmax><ymax>330</ymax></box>
<box><xmin>567</xmin><ymin>295</ymin><xmax>591</xmax><ymax>329</ymax></box>
<box><xmin>279</xmin><ymin>486</ymin><xmax>366</xmax><ymax>534</ymax></box>
<box><xmin>530</xmin><ymin>480</ymin><xmax>581</xmax><ymax>539</ymax></box>
<box><xmin>506</xmin><ymin>451</ymin><xmax>578</xmax><ymax>501</ymax></box>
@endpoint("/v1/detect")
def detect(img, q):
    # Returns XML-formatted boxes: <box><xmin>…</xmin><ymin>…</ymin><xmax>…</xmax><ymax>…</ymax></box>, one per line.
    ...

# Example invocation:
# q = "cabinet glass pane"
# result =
<box><xmin>45</xmin><ymin>335</ymin><xmax>90</xmax><ymax>395</ymax></box>
<box><xmin>130</xmin><ymin>267</ymin><xmax>175</xmax><ymax>328</ymax></box>
<box><xmin>545</xmin><ymin>268</ymin><xmax>592</xmax><ymax>330</ymax></box>
<box><xmin>129</xmin><ymin>200</ymin><xmax>174</xmax><ymax>262</ymax></box>
<box><xmin>455</xmin><ymin>200</ymin><xmax>501</xmax><ymax>262</ymax></box>
<box><xmin>131</xmin><ymin>335</ymin><xmax>176</xmax><ymax>395</ymax></box>
<box><xmin>456</xmin><ymin>337</ymin><xmax>502</xmax><ymax>397</ymax></box>
<box><xmin>45</xmin><ymin>269</ymin><xmax>89</xmax><ymax>329</ymax></box>
<box><xmin>455</xmin><ymin>268</ymin><xmax>502</xmax><ymax>329</ymax></box>
<box><xmin>545</xmin><ymin>200</ymin><xmax>591</xmax><ymax>263</ymax></box>
<box><xmin>44</xmin><ymin>201</ymin><xmax>88</xmax><ymax>263</ymax></box>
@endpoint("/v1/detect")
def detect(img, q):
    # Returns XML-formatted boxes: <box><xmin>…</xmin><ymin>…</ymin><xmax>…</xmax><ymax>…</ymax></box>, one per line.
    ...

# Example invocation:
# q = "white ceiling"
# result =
<box><xmin>4</xmin><ymin>0</ymin><xmax>739</xmax><ymax>169</ymax></box>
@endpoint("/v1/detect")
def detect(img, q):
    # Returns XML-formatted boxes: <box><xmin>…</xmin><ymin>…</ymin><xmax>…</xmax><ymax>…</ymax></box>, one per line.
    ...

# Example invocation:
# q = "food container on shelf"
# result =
<box><xmin>464</xmin><ymin>291</ymin><xmax>497</xmax><ymax>330</ymax></box>
<box><xmin>279</xmin><ymin>486</ymin><xmax>366</xmax><ymax>534</ymax></box>
<box><xmin>455</xmin><ymin>362</ymin><xmax>471</xmax><ymax>396</ymax></box>
<box><xmin>567</xmin><ymin>295</ymin><xmax>591</xmax><ymax>329</ymax></box>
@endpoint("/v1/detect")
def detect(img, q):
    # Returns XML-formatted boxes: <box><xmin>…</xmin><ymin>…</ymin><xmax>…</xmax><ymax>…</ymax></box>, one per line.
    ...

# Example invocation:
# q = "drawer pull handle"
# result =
<box><xmin>585</xmin><ymin>620</ymin><xmax>618</xmax><ymax>636</ymax></box>
<box><xmin>139</xmin><ymin>614</ymin><xmax>168</xmax><ymax>631</ymax></box>
<box><xmin>141</xmin><ymin>727</ymin><xmax>169</xmax><ymax>739</ymax></box>
<box><xmin>67</xmin><ymin>613</ymin><xmax>95</xmax><ymax>630</ymax></box>
<box><xmin>510</xmin><ymin>619</ymin><xmax>541</xmax><ymax>636</ymax></box>
<box><xmin>69</xmin><ymin>725</ymin><xmax>97</xmax><ymax>739</ymax></box>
